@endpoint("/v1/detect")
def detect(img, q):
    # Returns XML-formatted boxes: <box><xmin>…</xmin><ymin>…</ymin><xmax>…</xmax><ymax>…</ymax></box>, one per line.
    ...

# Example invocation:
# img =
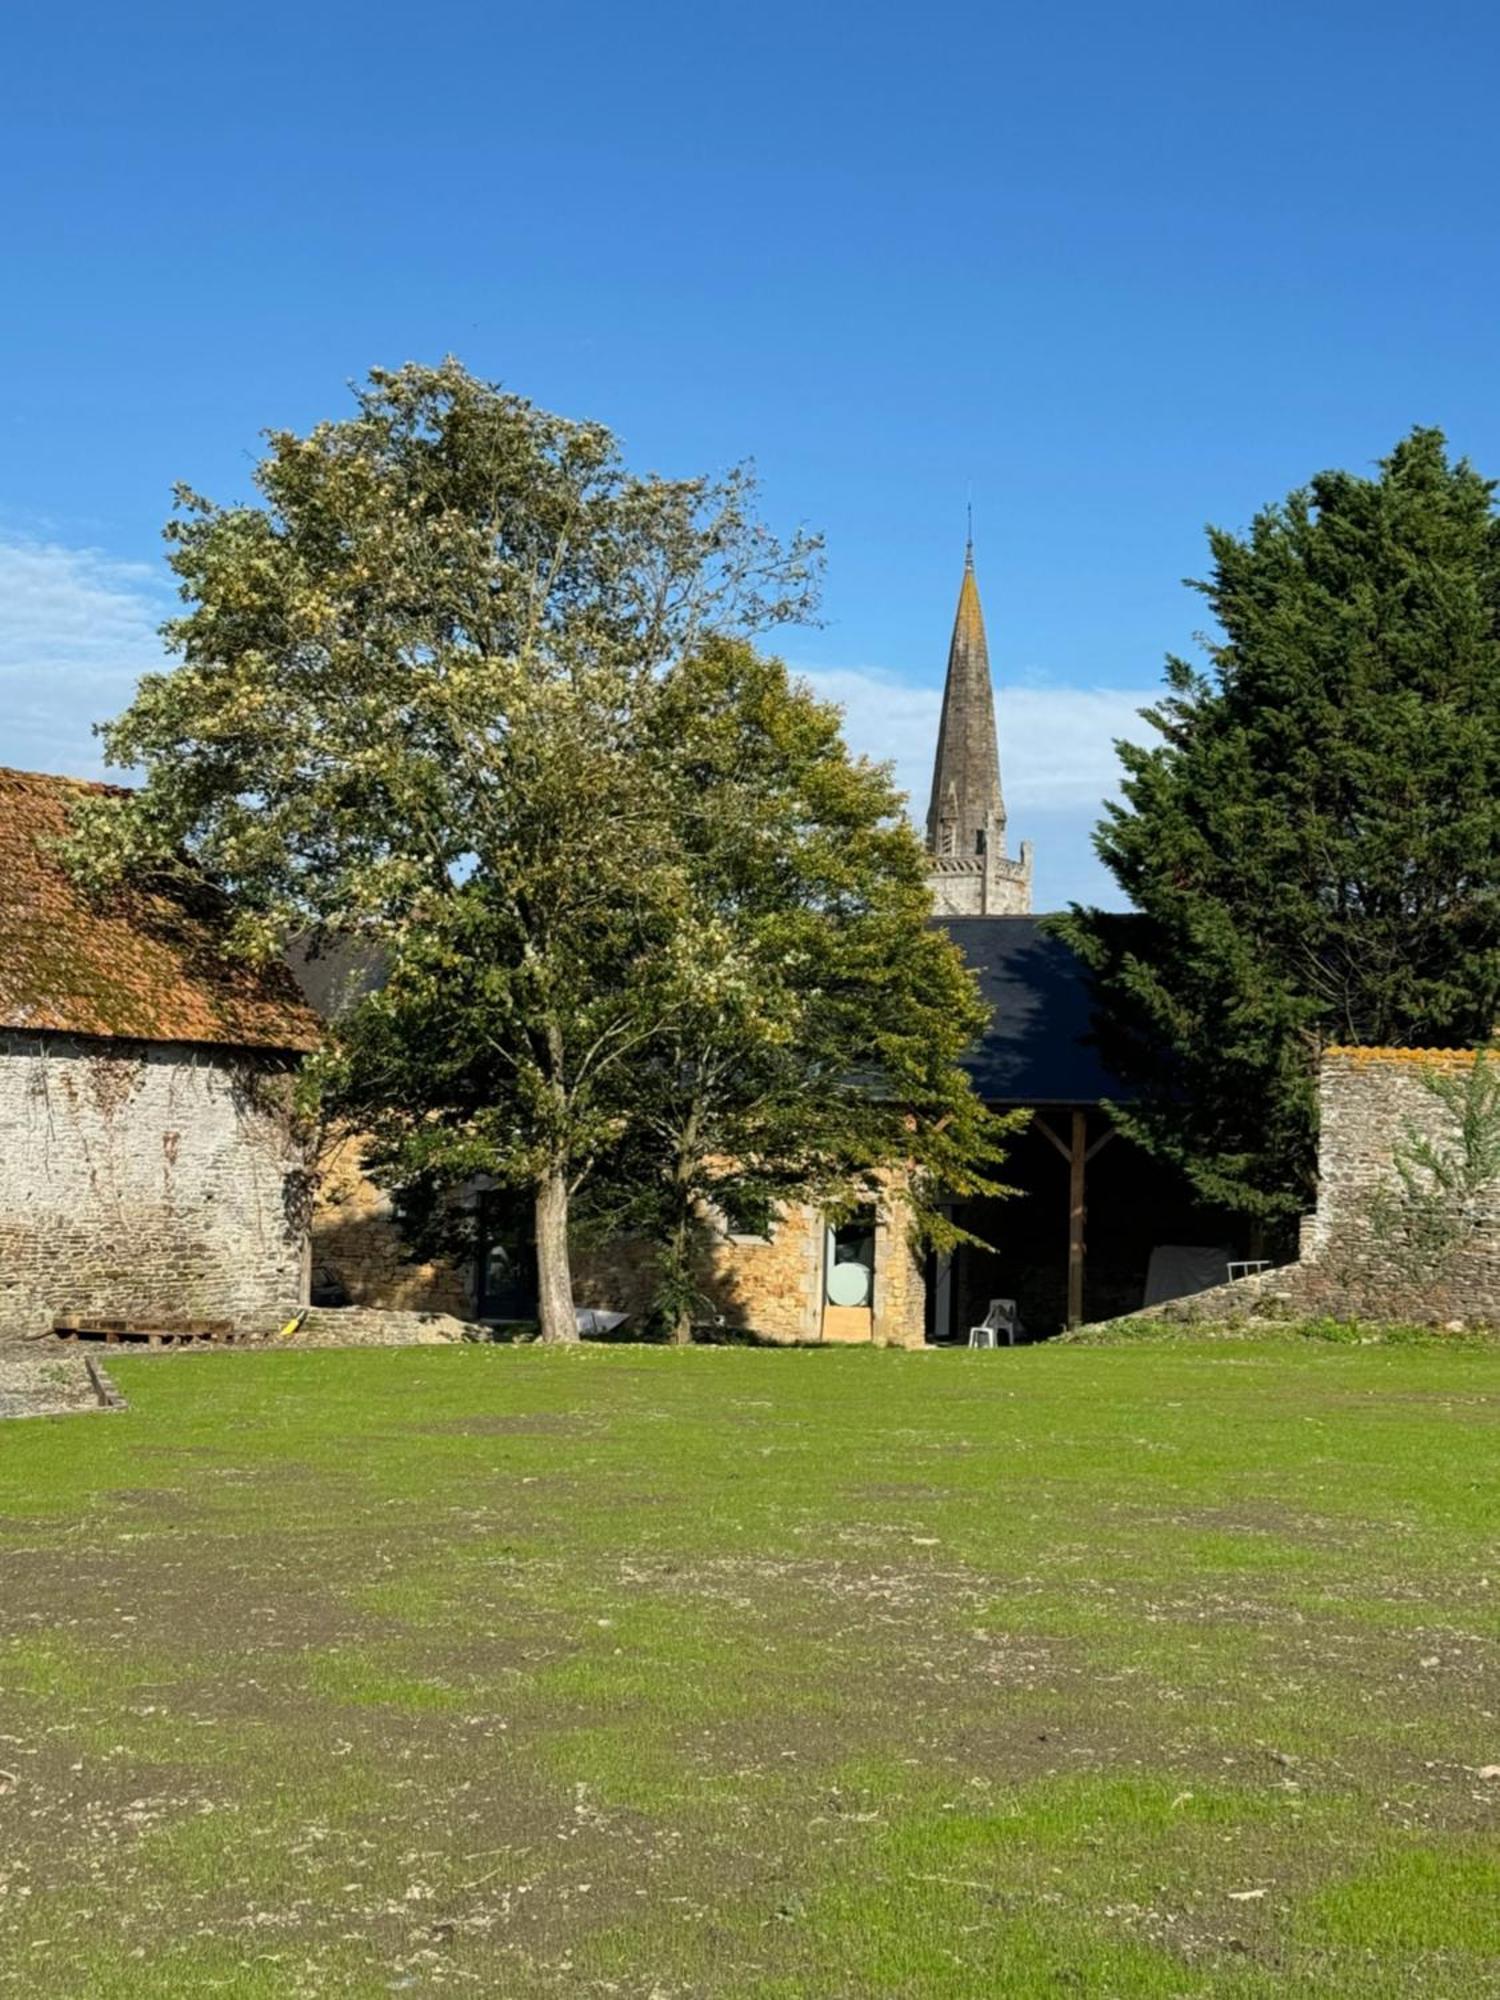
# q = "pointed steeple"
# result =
<box><xmin>923</xmin><ymin>536</ymin><xmax>1033</xmax><ymax>917</ymax></box>
<box><xmin>925</xmin><ymin>540</ymin><xmax>1005</xmax><ymax>860</ymax></box>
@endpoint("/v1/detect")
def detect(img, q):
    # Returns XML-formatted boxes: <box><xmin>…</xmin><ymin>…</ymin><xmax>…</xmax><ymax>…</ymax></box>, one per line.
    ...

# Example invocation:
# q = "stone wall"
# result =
<box><xmin>580</xmin><ymin>1188</ymin><xmax>926</xmax><ymax>1346</ymax></box>
<box><xmin>314</xmin><ymin>1144</ymin><xmax>928</xmax><ymax>1346</ymax></box>
<box><xmin>313</xmin><ymin>1132</ymin><xmax>472</xmax><ymax>1317</ymax></box>
<box><xmin>1092</xmin><ymin>1047</ymin><xmax>1500</xmax><ymax>1331</ymax></box>
<box><xmin>0</xmin><ymin>1031</ymin><xmax>310</xmax><ymax>1336</ymax></box>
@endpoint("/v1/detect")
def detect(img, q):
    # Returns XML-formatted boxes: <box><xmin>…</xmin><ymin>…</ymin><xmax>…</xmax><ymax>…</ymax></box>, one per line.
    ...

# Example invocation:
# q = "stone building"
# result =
<box><xmin>1100</xmin><ymin>1047</ymin><xmax>1500</xmax><ymax>1330</ymax></box>
<box><xmin>314</xmin><ymin>1135</ymin><xmax>928</xmax><ymax>1347</ymax></box>
<box><xmin>306</xmin><ymin>543</ymin><xmax>1228</xmax><ymax>1342</ymax></box>
<box><xmin>0</xmin><ymin>769</ymin><xmax>320</xmax><ymax>1337</ymax></box>
<box><xmin>924</xmin><ymin>540</ymin><xmax>1032</xmax><ymax>916</ymax></box>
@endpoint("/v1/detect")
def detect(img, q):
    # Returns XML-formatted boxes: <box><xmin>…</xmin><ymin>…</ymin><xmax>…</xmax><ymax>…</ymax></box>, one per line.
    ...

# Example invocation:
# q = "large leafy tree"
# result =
<box><xmin>68</xmin><ymin>360</ymin><xmax>819</xmax><ymax>1340</ymax></box>
<box><xmin>580</xmin><ymin>639</ymin><xmax>1017</xmax><ymax>1340</ymax></box>
<box><xmin>324</xmin><ymin>640</ymin><xmax>1012</xmax><ymax>1344</ymax></box>
<box><xmin>1061</xmin><ymin>429</ymin><xmax>1500</xmax><ymax>1234</ymax></box>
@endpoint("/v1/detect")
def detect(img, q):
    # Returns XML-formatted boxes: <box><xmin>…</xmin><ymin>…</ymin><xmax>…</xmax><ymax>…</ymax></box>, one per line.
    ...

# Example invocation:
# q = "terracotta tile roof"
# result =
<box><xmin>1324</xmin><ymin>1045</ymin><xmax>1480</xmax><ymax>1064</ymax></box>
<box><xmin>0</xmin><ymin>768</ymin><xmax>321</xmax><ymax>1053</ymax></box>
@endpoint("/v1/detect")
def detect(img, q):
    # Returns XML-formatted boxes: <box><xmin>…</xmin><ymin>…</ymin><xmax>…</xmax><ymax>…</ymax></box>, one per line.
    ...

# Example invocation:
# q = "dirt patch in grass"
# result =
<box><xmin>420</xmin><ymin>1412</ymin><xmax>596</xmax><ymax>1437</ymax></box>
<box><xmin>0</xmin><ymin>1531</ymin><xmax>422</xmax><ymax>1662</ymax></box>
<box><xmin>3</xmin><ymin>1341</ymin><xmax>1500</xmax><ymax>1995</ymax></box>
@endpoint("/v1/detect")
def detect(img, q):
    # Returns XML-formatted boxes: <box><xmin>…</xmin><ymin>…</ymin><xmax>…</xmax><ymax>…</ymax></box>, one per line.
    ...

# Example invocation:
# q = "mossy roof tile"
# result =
<box><xmin>0</xmin><ymin>768</ymin><xmax>320</xmax><ymax>1053</ymax></box>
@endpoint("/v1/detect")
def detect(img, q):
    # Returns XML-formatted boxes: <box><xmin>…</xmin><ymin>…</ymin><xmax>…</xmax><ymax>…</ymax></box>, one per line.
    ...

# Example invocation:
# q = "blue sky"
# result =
<box><xmin>4</xmin><ymin>1</ymin><xmax>1499</xmax><ymax>908</ymax></box>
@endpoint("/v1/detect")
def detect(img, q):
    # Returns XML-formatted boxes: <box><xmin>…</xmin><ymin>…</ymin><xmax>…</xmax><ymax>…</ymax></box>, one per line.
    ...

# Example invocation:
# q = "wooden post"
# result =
<box><xmin>1068</xmin><ymin>1107</ymin><xmax>1087</xmax><ymax>1331</ymax></box>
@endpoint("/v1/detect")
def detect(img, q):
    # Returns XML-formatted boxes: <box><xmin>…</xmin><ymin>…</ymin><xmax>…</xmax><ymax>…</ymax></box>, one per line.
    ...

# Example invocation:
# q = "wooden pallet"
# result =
<box><xmin>51</xmin><ymin>1315</ymin><xmax>239</xmax><ymax>1347</ymax></box>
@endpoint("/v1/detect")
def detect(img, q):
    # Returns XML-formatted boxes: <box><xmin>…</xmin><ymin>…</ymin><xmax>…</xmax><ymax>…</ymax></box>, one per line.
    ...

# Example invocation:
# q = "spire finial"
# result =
<box><xmin>965</xmin><ymin>491</ymin><xmax>974</xmax><ymax>567</ymax></box>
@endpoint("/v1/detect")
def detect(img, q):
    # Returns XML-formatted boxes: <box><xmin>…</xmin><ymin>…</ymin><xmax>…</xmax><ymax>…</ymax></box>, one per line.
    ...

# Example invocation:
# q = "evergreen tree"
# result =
<box><xmin>1060</xmin><ymin>429</ymin><xmax>1500</xmax><ymax>1232</ymax></box>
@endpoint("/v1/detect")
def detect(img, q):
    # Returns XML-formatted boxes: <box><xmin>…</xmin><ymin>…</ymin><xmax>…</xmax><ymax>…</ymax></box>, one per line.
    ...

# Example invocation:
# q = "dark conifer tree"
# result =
<box><xmin>1061</xmin><ymin>429</ymin><xmax>1500</xmax><ymax>1234</ymax></box>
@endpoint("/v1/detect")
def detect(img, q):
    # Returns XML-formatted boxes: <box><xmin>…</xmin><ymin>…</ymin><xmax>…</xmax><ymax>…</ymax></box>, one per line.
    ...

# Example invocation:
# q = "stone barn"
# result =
<box><xmin>0</xmin><ymin>769</ymin><xmax>321</xmax><ymax>1337</ymax></box>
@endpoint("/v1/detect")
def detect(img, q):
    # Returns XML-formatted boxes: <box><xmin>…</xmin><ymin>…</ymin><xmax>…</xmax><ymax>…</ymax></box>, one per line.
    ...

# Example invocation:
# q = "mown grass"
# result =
<box><xmin>0</xmin><ymin>1338</ymin><xmax>1496</xmax><ymax>1996</ymax></box>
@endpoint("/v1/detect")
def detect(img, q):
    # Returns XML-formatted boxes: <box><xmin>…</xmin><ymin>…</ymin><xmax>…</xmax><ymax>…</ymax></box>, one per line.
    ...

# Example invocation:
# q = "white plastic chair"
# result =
<box><xmin>968</xmin><ymin>1298</ymin><xmax>1018</xmax><ymax>1348</ymax></box>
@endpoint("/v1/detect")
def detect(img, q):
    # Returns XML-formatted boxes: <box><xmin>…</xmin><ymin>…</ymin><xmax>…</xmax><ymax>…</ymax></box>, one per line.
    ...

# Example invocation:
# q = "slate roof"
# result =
<box><xmin>940</xmin><ymin>914</ymin><xmax>1131</xmax><ymax>1106</ymax></box>
<box><xmin>0</xmin><ymin>769</ymin><xmax>321</xmax><ymax>1053</ymax></box>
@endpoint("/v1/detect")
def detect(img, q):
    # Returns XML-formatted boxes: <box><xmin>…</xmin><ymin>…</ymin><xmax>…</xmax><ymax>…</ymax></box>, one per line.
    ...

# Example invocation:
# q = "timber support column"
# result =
<box><xmin>1038</xmin><ymin>1109</ymin><xmax>1115</xmax><ymax>1334</ymax></box>
<box><xmin>1068</xmin><ymin>1108</ymin><xmax>1087</xmax><ymax>1330</ymax></box>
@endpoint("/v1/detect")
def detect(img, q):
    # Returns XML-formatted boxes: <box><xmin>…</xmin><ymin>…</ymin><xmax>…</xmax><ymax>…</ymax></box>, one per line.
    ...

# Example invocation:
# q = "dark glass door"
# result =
<box><xmin>475</xmin><ymin>1192</ymin><xmax>538</xmax><ymax>1322</ymax></box>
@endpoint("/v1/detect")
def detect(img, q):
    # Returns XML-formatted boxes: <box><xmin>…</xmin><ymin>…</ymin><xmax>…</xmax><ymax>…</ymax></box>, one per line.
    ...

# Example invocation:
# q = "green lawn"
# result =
<box><xmin>1</xmin><ymin>1340</ymin><xmax>1497</xmax><ymax>1998</ymax></box>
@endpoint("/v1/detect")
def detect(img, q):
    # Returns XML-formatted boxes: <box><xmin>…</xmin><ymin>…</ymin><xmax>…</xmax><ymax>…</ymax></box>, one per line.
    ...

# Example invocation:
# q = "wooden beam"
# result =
<box><xmin>1068</xmin><ymin>1107</ymin><xmax>1087</xmax><ymax>1331</ymax></box>
<box><xmin>1085</xmin><ymin>1126</ymin><xmax>1117</xmax><ymax>1164</ymax></box>
<box><xmin>1034</xmin><ymin>1115</ymin><xmax>1071</xmax><ymax>1163</ymax></box>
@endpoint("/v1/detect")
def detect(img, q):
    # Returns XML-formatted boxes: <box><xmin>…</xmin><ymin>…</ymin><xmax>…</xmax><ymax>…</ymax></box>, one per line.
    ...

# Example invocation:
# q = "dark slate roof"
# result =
<box><xmin>938</xmin><ymin>914</ymin><xmax>1130</xmax><ymax>1106</ymax></box>
<box><xmin>284</xmin><ymin>935</ymin><xmax>388</xmax><ymax>1019</ymax></box>
<box><xmin>0</xmin><ymin>769</ymin><xmax>321</xmax><ymax>1054</ymax></box>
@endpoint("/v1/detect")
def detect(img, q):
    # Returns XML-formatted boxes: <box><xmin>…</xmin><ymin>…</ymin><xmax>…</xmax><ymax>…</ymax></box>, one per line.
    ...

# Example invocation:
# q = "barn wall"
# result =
<box><xmin>1098</xmin><ymin>1048</ymin><xmax>1500</xmax><ymax>1331</ymax></box>
<box><xmin>579</xmin><ymin>1190</ymin><xmax>925</xmax><ymax>1346</ymax></box>
<box><xmin>0</xmin><ymin>1031</ymin><xmax>310</xmax><ymax>1335</ymax></box>
<box><xmin>313</xmin><ymin>1131</ymin><xmax>472</xmax><ymax>1316</ymax></box>
<box><xmin>312</xmin><ymin>1146</ymin><xmax>927</xmax><ymax>1347</ymax></box>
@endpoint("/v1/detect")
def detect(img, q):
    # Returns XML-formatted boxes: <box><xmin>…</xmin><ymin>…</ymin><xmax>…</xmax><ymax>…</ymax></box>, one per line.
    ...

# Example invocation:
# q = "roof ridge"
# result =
<box><xmin>0</xmin><ymin>765</ymin><xmax>130</xmax><ymax>796</ymax></box>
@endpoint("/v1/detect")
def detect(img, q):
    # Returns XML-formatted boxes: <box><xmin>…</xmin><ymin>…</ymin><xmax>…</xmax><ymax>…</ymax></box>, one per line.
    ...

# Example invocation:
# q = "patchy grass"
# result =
<box><xmin>1067</xmin><ymin>1315</ymin><xmax>1500</xmax><ymax>1348</ymax></box>
<box><xmin>0</xmin><ymin>1339</ymin><xmax>1497</xmax><ymax>1996</ymax></box>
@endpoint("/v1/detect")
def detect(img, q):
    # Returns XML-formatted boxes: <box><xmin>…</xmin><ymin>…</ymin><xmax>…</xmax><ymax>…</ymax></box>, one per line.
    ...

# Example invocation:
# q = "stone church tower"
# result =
<box><xmin>924</xmin><ymin>539</ymin><xmax>1033</xmax><ymax>916</ymax></box>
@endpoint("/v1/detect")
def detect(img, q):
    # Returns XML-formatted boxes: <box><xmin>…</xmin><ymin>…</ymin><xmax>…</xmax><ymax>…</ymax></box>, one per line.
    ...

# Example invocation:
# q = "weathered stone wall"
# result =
<box><xmin>315</xmin><ymin>1143</ymin><xmax>928</xmax><ymax>1346</ymax></box>
<box><xmin>1088</xmin><ymin>1048</ymin><xmax>1500</xmax><ymax>1331</ymax></box>
<box><xmin>1307</xmin><ymin>1049</ymin><xmax>1493</xmax><ymax>1243</ymax></box>
<box><xmin>1300</xmin><ymin>1048</ymin><xmax>1500</xmax><ymax>1320</ymax></box>
<box><xmin>581</xmin><ymin>1190</ymin><xmax>925</xmax><ymax>1345</ymax></box>
<box><xmin>0</xmin><ymin>1031</ymin><xmax>310</xmax><ymax>1336</ymax></box>
<box><xmin>312</xmin><ymin>1132</ymin><xmax>472</xmax><ymax>1316</ymax></box>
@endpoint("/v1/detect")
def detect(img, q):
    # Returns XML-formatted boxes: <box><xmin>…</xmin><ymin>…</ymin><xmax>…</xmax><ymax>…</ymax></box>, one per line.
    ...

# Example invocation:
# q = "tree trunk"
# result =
<box><xmin>668</xmin><ymin>1205</ymin><xmax>694</xmax><ymax>1346</ymax></box>
<box><xmin>666</xmin><ymin>1111</ymin><xmax>701</xmax><ymax>1345</ymax></box>
<box><xmin>534</xmin><ymin>1168</ymin><xmax>578</xmax><ymax>1344</ymax></box>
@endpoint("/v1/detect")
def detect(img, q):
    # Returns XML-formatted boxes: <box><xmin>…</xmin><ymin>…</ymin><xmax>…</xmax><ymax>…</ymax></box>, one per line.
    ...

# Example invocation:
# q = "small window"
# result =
<box><xmin>939</xmin><ymin>823</ymin><xmax>956</xmax><ymax>857</ymax></box>
<box><xmin>975</xmin><ymin>827</ymin><xmax>987</xmax><ymax>856</ymax></box>
<box><xmin>826</xmin><ymin>1208</ymin><xmax>876</xmax><ymax>1306</ymax></box>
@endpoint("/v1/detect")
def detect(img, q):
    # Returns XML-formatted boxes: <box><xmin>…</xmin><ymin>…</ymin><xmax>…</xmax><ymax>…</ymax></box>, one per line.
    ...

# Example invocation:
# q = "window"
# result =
<box><xmin>975</xmin><ymin>828</ymin><xmax>987</xmax><ymax>856</ymax></box>
<box><xmin>826</xmin><ymin>1208</ymin><xmax>876</xmax><ymax>1306</ymax></box>
<box><xmin>939</xmin><ymin>823</ymin><xmax>956</xmax><ymax>857</ymax></box>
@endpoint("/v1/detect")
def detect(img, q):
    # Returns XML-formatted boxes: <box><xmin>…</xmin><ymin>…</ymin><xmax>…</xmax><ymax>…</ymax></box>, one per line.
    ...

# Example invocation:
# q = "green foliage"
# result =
<box><xmin>573</xmin><ymin>638</ymin><xmax>1019</xmax><ymax>1335</ymax></box>
<box><xmin>1365</xmin><ymin>1049</ymin><xmax>1500</xmax><ymax>1285</ymax></box>
<box><xmin>69</xmin><ymin>361</ymin><xmax>1003</xmax><ymax>1336</ymax></box>
<box><xmin>66</xmin><ymin>358</ymin><xmax>820</xmax><ymax>944</ymax></box>
<box><xmin>332</xmin><ymin>639</ymin><xmax>1014</xmax><ymax>1339</ymax></box>
<box><xmin>1061</xmin><ymin>428</ymin><xmax>1500</xmax><ymax>1227</ymax></box>
<box><xmin>65</xmin><ymin>360</ymin><xmax>820</xmax><ymax>1337</ymax></box>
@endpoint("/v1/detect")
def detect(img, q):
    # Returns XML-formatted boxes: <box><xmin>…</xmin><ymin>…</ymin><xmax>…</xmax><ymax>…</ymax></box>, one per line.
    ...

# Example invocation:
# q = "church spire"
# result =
<box><xmin>926</xmin><ymin>541</ymin><xmax>1005</xmax><ymax>860</ymax></box>
<box><xmin>923</xmin><ymin>536</ymin><xmax>1033</xmax><ymax>918</ymax></box>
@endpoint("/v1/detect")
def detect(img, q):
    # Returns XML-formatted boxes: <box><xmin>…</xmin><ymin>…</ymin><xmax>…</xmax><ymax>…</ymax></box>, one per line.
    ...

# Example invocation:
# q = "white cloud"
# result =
<box><xmin>796</xmin><ymin>663</ymin><xmax>1158</xmax><ymax>909</ymax></box>
<box><xmin>0</xmin><ymin>533</ymin><xmax>1156</xmax><ymax>909</ymax></box>
<box><xmin>0</xmin><ymin>536</ymin><xmax>170</xmax><ymax>777</ymax></box>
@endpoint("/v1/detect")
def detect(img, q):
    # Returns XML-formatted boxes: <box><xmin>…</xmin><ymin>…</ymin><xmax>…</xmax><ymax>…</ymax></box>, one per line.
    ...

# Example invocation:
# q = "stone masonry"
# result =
<box><xmin>924</xmin><ymin>542</ymin><xmax>1033</xmax><ymax>917</ymax></box>
<box><xmin>314</xmin><ymin>1149</ymin><xmax>928</xmax><ymax>1346</ymax></box>
<box><xmin>1097</xmin><ymin>1047</ymin><xmax>1500</xmax><ymax>1331</ymax></box>
<box><xmin>575</xmin><ymin>1184</ymin><xmax>926</xmax><ymax>1346</ymax></box>
<box><xmin>0</xmin><ymin>1031</ymin><xmax>310</xmax><ymax>1336</ymax></box>
<box><xmin>313</xmin><ymin>1131</ymin><xmax>471</xmax><ymax>1316</ymax></box>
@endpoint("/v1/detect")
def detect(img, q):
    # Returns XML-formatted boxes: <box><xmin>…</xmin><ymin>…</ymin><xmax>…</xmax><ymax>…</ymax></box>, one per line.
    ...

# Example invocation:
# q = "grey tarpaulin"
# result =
<box><xmin>1142</xmin><ymin>1244</ymin><xmax>1233</xmax><ymax>1309</ymax></box>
